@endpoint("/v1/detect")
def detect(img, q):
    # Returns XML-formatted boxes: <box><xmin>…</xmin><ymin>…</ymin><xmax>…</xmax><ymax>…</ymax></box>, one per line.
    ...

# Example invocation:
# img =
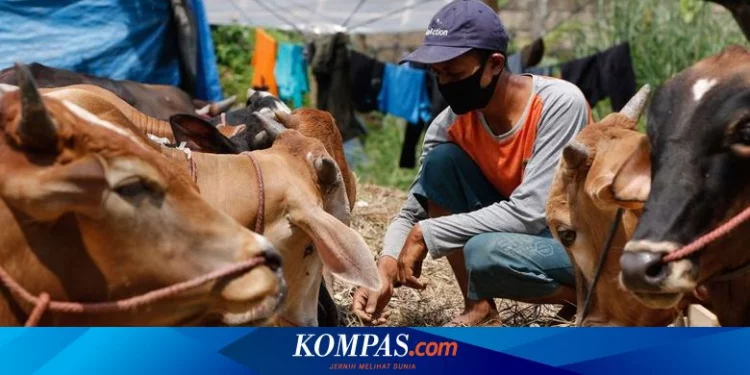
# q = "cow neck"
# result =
<box><xmin>160</xmin><ymin>146</ymin><xmax>199</xmax><ymax>188</ymax></box>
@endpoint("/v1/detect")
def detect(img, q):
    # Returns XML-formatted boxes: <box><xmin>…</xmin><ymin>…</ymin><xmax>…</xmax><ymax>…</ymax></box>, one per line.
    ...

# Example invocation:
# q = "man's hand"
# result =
<box><xmin>352</xmin><ymin>257</ymin><xmax>398</xmax><ymax>326</ymax></box>
<box><xmin>397</xmin><ymin>223</ymin><xmax>429</xmax><ymax>290</ymax></box>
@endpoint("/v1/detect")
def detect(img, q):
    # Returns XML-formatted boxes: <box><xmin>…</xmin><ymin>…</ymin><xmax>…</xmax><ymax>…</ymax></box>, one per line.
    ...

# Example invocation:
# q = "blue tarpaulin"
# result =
<box><xmin>0</xmin><ymin>0</ymin><xmax>223</xmax><ymax>101</ymax></box>
<box><xmin>187</xmin><ymin>0</ymin><xmax>223</xmax><ymax>101</ymax></box>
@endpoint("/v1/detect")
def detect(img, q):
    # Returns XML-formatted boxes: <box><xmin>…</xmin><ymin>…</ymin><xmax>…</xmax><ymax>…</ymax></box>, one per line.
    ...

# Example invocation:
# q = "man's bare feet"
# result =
<box><xmin>444</xmin><ymin>299</ymin><xmax>501</xmax><ymax>326</ymax></box>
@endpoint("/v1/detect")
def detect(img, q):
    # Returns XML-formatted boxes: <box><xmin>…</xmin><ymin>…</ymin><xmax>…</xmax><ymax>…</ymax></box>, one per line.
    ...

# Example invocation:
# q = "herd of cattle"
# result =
<box><xmin>0</xmin><ymin>44</ymin><xmax>746</xmax><ymax>327</ymax></box>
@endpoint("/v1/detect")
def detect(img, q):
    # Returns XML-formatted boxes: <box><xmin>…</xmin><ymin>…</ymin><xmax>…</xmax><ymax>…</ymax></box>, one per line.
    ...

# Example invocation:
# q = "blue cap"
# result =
<box><xmin>400</xmin><ymin>0</ymin><xmax>509</xmax><ymax>65</ymax></box>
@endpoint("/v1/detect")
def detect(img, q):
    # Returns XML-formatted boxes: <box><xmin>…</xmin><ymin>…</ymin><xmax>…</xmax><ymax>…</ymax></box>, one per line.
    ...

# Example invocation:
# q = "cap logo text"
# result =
<box><xmin>425</xmin><ymin>28</ymin><xmax>449</xmax><ymax>36</ymax></box>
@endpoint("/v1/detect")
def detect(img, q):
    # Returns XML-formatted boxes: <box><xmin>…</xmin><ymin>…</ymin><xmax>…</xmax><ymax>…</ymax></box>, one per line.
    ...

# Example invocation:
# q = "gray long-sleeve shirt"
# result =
<box><xmin>382</xmin><ymin>74</ymin><xmax>591</xmax><ymax>260</ymax></box>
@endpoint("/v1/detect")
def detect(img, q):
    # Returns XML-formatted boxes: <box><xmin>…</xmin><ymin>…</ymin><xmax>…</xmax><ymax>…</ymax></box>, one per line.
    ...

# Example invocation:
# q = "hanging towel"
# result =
<box><xmin>377</xmin><ymin>63</ymin><xmax>432</xmax><ymax>124</ymax></box>
<box><xmin>251</xmin><ymin>29</ymin><xmax>279</xmax><ymax>96</ymax></box>
<box><xmin>275</xmin><ymin>43</ymin><xmax>309</xmax><ymax>108</ymax></box>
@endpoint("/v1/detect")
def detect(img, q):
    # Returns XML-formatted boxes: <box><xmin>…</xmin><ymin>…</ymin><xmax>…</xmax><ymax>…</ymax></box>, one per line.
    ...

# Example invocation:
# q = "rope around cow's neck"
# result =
<box><xmin>0</xmin><ymin>255</ymin><xmax>268</xmax><ymax>326</ymax></box>
<box><xmin>578</xmin><ymin>208</ymin><xmax>624</xmax><ymax>326</ymax></box>
<box><xmin>242</xmin><ymin>151</ymin><xmax>265</xmax><ymax>234</ymax></box>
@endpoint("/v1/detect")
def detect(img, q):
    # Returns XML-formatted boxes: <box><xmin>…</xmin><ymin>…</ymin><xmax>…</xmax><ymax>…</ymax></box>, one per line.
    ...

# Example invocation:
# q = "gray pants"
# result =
<box><xmin>412</xmin><ymin>143</ymin><xmax>575</xmax><ymax>300</ymax></box>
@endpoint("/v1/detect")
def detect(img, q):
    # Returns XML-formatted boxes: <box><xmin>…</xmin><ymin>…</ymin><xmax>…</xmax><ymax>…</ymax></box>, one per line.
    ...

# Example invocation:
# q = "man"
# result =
<box><xmin>352</xmin><ymin>0</ymin><xmax>592</xmax><ymax>326</ymax></box>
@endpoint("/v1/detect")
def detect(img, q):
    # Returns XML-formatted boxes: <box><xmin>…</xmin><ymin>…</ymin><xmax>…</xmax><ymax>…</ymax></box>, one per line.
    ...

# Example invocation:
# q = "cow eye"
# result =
<box><xmin>558</xmin><ymin>229</ymin><xmax>577</xmax><ymax>247</ymax></box>
<box><xmin>730</xmin><ymin>120</ymin><xmax>750</xmax><ymax>157</ymax></box>
<box><xmin>734</xmin><ymin>121</ymin><xmax>750</xmax><ymax>145</ymax></box>
<box><xmin>114</xmin><ymin>178</ymin><xmax>158</xmax><ymax>198</ymax></box>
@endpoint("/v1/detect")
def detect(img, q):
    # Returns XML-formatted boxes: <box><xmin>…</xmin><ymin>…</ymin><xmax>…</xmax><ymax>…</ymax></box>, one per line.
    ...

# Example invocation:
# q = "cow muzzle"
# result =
<box><xmin>619</xmin><ymin>240</ymin><xmax>699</xmax><ymax>309</ymax></box>
<box><xmin>218</xmin><ymin>236</ymin><xmax>287</xmax><ymax>325</ymax></box>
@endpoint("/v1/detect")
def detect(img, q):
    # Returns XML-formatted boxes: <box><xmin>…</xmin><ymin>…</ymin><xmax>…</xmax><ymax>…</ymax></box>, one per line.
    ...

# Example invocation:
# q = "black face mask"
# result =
<box><xmin>437</xmin><ymin>59</ymin><xmax>502</xmax><ymax>115</ymax></box>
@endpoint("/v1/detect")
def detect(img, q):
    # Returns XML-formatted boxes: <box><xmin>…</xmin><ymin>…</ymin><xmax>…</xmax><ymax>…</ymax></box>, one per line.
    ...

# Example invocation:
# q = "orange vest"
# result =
<box><xmin>447</xmin><ymin>95</ymin><xmax>544</xmax><ymax>199</ymax></box>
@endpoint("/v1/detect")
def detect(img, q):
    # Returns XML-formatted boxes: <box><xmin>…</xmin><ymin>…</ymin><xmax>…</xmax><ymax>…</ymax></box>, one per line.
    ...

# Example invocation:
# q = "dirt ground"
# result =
<box><xmin>331</xmin><ymin>183</ymin><xmax>566</xmax><ymax>327</ymax></box>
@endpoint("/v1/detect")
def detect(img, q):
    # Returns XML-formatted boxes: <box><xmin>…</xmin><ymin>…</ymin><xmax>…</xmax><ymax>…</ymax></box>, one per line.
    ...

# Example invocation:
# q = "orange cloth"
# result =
<box><xmin>251</xmin><ymin>29</ymin><xmax>279</xmax><ymax>96</ymax></box>
<box><xmin>447</xmin><ymin>95</ymin><xmax>543</xmax><ymax>199</ymax></box>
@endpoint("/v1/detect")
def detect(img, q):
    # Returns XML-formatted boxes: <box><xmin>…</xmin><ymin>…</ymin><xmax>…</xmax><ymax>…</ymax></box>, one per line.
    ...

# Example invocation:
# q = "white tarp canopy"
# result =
<box><xmin>204</xmin><ymin>0</ymin><xmax>454</xmax><ymax>34</ymax></box>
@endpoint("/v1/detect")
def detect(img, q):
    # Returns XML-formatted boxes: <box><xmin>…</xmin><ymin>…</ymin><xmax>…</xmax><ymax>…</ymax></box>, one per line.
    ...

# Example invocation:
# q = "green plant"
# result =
<box><xmin>354</xmin><ymin>115</ymin><xmax>425</xmax><ymax>192</ymax></box>
<box><xmin>211</xmin><ymin>25</ymin><xmax>256</xmax><ymax>104</ymax></box>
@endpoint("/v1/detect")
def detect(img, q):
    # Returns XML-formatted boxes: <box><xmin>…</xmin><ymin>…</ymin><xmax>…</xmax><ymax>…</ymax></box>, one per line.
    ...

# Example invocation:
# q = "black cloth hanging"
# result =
<box><xmin>598</xmin><ymin>42</ymin><xmax>637</xmax><ymax>111</ymax></box>
<box><xmin>560</xmin><ymin>42</ymin><xmax>637</xmax><ymax>112</ymax></box>
<box><xmin>398</xmin><ymin>64</ymin><xmax>448</xmax><ymax>168</ymax></box>
<box><xmin>399</xmin><ymin>120</ymin><xmax>425</xmax><ymax>168</ymax></box>
<box><xmin>310</xmin><ymin>32</ymin><xmax>365</xmax><ymax>141</ymax></box>
<box><xmin>349</xmin><ymin>50</ymin><xmax>385</xmax><ymax>113</ymax></box>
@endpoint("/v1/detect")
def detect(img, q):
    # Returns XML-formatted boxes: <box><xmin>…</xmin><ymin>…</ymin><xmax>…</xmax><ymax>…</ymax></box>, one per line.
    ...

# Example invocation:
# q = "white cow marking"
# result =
<box><xmin>63</xmin><ymin>101</ymin><xmax>148</xmax><ymax>149</ymax></box>
<box><xmin>692</xmin><ymin>78</ymin><xmax>718</xmax><ymax>102</ymax></box>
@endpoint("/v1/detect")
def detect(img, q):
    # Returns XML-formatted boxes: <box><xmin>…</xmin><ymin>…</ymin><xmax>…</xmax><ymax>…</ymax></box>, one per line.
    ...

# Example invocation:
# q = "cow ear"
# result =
<box><xmin>314</xmin><ymin>156</ymin><xmax>351</xmax><ymax>225</ymax></box>
<box><xmin>584</xmin><ymin>133</ymin><xmax>649</xmax><ymax>209</ymax></box>
<box><xmin>288</xmin><ymin>204</ymin><xmax>380</xmax><ymax>291</ymax></box>
<box><xmin>168</xmin><ymin>114</ymin><xmax>240</xmax><ymax>154</ymax></box>
<box><xmin>3</xmin><ymin>155</ymin><xmax>107</xmax><ymax>221</ymax></box>
<box><xmin>612</xmin><ymin>135</ymin><xmax>651</xmax><ymax>205</ymax></box>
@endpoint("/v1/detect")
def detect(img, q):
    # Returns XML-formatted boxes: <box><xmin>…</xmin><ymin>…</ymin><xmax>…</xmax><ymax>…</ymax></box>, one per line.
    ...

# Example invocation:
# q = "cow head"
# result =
<box><xmin>0</xmin><ymin>64</ymin><xmax>286</xmax><ymax>326</ymax></box>
<box><xmin>159</xmin><ymin>109</ymin><xmax>379</xmax><ymax>325</ymax></box>
<box><xmin>179</xmin><ymin>89</ymin><xmax>292</xmax><ymax>152</ymax></box>
<box><xmin>547</xmin><ymin>85</ymin><xmax>682</xmax><ymax>326</ymax></box>
<box><xmin>252</xmin><ymin>111</ymin><xmax>378</xmax><ymax>290</ymax></box>
<box><xmin>619</xmin><ymin>46</ymin><xmax>750</xmax><ymax>318</ymax></box>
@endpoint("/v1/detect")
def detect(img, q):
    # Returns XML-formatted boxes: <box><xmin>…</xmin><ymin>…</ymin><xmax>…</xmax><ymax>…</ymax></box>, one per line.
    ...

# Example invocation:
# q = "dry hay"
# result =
<box><xmin>330</xmin><ymin>183</ymin><xmax>568</xmax><ymax>327</ymax></box>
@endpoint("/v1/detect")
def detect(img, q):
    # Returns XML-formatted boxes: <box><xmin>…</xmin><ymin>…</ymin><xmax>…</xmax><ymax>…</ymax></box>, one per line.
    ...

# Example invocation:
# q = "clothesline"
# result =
<box><xmin>249</xmin><ymin>27</ymin><xmax>639</xmax><ymax>170</ymax></box>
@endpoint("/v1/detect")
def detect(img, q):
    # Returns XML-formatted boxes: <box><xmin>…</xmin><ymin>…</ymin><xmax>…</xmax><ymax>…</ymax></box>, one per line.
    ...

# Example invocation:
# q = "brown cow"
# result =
<box><xmin>547</xmin><ymin>85</ymin><xmax>693</xmax><ymax>326</ymax></box>
<box><xmin>160</xmin><ymin>113</ymin><xmax>380</xmax><ymax>326</ymax></box>
<box><xmin>0</xmin><ymin>63</ymin><xmax>236</xmax><ymax>120</ymax></box>
<box><xmin>28</xmin><ymin>84</ymin><xmax>357</xmax><ymax>214</ymax></box>
<box><xmin>0</xmin><ymin>65</ymin><xmax>284</xmax><ymax>326</ymax></box>
<box><xmin>36</xmin><ymin>86</ymin><xmax>380</xmax><ymax>326</ymax></box>
<box><xmin>34</xmin><ymin>84</ymin><xmax>357</xmax><ymax>325</ymax></box>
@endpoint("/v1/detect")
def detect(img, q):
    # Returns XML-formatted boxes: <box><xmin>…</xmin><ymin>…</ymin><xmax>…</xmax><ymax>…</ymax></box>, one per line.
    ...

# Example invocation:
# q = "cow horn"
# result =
<box><xmin>620</xmin><ymin>84</ymin><xmax>651</xmax><ymax>122</ymax></box>
<box><xmin>274</xmin><ymin>110</ymin><xmax>300</xmax><ymax>129</ymax></box>
<box><xmin>562</xmin><ymin>141</ymin><xmax>589</xmax><ymax>169</ymax></box>
<box><xmin>210</xmin><ymin>95</ymin><xmax>236</xmax><ymax>115</ymax></box>
<box><xmin>15</xmin><ymin>62</ymin><xmax>57</xmax><ymax>150</ymax></box>
<box><xmin>315</xmin><ymin>157</ymin><xmax>340</xmax><ymax>187</ymax></box>
<box><xmin>252</xmin><ymin>111</ymin><xmax>287</xmax><ymax>139</ymax></box>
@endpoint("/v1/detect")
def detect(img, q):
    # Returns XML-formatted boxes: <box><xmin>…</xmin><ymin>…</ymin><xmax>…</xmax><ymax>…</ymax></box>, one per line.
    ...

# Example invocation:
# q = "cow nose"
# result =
<box><xmin>261</xmin><ymin>248</ymin><xmax>283</xmax><ymax>271</ymax></box>
<box><xmin>620</xmin><ymin>251</ymin><xmax>669</xmax><ymax>291</ymax></box>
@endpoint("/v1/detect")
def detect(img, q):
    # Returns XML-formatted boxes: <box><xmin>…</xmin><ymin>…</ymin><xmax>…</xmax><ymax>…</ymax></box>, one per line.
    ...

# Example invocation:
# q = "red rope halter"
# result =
<box><xmin>0</xmin><ymin>255</ymin><xmax>267</xmax><ymax>326</ymax></box>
